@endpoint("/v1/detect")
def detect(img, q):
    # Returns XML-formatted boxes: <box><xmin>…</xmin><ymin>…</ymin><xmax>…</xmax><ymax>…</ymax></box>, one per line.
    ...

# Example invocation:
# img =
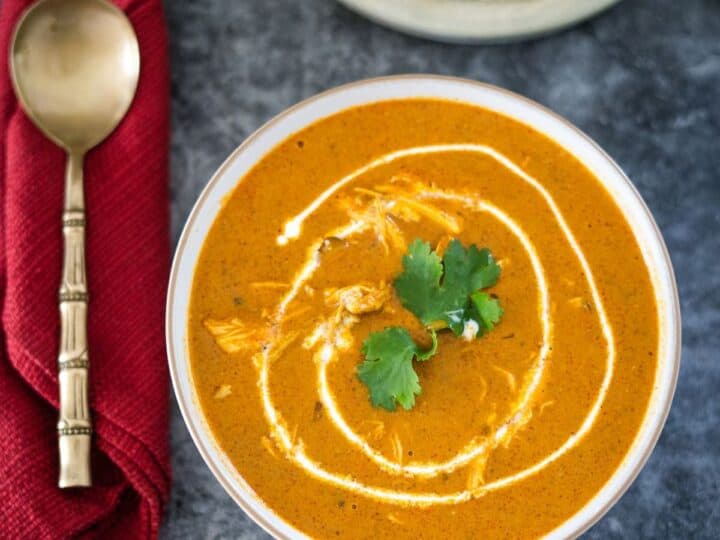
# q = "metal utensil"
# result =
<box><xmin>10</xmin><ymin>0</ymin><xmax>140</xmax><ymax>488</ymax></box>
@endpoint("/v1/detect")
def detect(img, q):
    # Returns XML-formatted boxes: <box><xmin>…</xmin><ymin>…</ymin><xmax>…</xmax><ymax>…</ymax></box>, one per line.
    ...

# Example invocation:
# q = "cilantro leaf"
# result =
<box><xmin>394</xmin><ymin>239</ymin><xmax>501</xmax><ymax>335</ymax></box>
<box><xmin>392</xmin><ymin>240</ymin><xmax>444</xmax><ymax>325</ymax></box>
<box><xmin>357</xmin><ymin>327</ymin><xmax>437</xmax><ymax>411</ymax></box>
<box><xmin>470</xmin><ymin>291</ymin><xmax>504</xmax><ymax>333</ymax></box>
<box><xmin>469</xmin><ymin>248</ymin><xmax>501</xmax><ymax>290</ymax></box>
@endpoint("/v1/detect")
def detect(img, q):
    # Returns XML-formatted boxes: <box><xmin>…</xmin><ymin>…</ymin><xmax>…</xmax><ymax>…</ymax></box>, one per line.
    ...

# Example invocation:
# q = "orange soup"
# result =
<box><xmin>187</xmin><ymin>99</ymin><xmax>658</xmax><ymax>539</ymax></box>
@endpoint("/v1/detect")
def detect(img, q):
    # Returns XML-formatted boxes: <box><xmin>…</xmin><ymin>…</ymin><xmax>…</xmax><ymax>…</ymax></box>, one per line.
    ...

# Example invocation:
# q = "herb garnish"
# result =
<box><xmin>357</xmin><ymin>239</ymin><xmax>503</xmax><ymax>411</ymax></box>
<box><xmin>358</xmin><ymin>327</ymin><xmax>438</xmax><ymax>411</ymax></box>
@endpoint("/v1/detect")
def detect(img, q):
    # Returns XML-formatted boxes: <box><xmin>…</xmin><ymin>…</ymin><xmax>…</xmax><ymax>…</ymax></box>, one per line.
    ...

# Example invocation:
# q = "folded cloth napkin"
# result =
<box><xmin>0</xmin><ymin>1</ymin><xmax>170</xmax><ymax>538</ymax></box>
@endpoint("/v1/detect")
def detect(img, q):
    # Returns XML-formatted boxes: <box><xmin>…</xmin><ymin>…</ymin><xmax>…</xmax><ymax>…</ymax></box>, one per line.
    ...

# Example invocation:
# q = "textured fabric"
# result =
<box><xmin>0</xmin><ymin>0</ymin><xmax>171</xmax><ymax>538</ymax></box>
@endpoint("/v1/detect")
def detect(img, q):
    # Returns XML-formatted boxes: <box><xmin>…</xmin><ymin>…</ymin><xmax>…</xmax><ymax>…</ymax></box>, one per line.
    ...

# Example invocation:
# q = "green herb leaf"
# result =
<box><xmin>470</xmin><ymin>291</ymin><xmax>504</xmax><ymax>333</ymax></box>
<box><xmin>394</xmin><ymin>239</ymin><xmax>501</xmax><ymax>334</ymax></box>
<box><xmin>358</xmin><ymin>327</ymin><xmax>437</xmax><ymax>411</ymax></box>
<box><xmin>392</xmin><ymin>240</ymin><xmax>444</xmax><ymax>325</ymax></box>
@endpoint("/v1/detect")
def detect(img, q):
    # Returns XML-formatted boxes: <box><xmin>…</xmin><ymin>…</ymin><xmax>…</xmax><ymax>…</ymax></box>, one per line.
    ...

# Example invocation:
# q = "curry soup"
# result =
<box><xmin>188</xmin><ymin>99</ymin><xmax>658</xmax><ymax>539</ymax></box>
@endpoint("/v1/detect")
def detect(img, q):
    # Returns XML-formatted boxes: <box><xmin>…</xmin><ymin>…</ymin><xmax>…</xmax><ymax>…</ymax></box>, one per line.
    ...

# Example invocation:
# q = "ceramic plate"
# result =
<box><xmin>337</xmin><ymin>0</ymin><xmax>622</xmax><ymax>43</ymax></box>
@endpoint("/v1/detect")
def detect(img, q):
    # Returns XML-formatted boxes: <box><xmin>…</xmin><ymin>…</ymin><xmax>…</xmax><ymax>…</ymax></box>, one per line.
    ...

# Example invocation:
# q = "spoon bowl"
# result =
<box><xmin>10</xmin><ymin>0</ymin><xmax>139</xmax><ymax>152</ymax></box>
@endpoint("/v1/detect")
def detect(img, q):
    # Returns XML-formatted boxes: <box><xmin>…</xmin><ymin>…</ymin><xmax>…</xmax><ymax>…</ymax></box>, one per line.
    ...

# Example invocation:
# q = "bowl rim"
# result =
<box><xmin>166</xmin><ymin>74</ymin><xmax>681</xmax><ymax>539</ymax></box>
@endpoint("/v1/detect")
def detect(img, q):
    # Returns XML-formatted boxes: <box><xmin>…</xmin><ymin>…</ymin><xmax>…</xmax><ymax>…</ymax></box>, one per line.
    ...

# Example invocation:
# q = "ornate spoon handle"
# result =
<box><xmin>57</xmin><ymin>152</ymin><xmax>92</xmax><ymax>488</ymax></box>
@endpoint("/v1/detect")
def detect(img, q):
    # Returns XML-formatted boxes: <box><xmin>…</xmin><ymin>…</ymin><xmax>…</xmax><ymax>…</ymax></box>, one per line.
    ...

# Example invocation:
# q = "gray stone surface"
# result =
<box><xmin>162</xmin><ymin>0</ymin><xmax>720</xmax><ymax>538</ymax></box>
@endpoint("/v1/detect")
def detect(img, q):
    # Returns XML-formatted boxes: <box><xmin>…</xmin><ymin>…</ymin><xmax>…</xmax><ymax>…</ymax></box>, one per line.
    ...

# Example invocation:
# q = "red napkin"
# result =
<box><xmin>0</xmin><ymin>0</ymin><xmax>170</xmax><ymax>538</ymax></box>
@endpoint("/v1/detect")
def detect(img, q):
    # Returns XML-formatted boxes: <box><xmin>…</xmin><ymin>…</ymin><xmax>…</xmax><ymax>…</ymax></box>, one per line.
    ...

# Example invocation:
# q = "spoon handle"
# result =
<box><xmin>57</xmin><ymin>152</ymin><xmax>92</xmax><ymax>488</ymax></box>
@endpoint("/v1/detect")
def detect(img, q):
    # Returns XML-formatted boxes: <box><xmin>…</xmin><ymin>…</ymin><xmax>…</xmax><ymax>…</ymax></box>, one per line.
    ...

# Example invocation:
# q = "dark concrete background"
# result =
<box><xmin>161</xmin><ymin>1</ymin><xmax>720</xmax><ymax>538</ymax></box>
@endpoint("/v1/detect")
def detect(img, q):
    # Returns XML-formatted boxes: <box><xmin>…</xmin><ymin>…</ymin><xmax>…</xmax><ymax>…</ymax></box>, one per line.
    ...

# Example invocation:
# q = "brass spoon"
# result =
<box><xmin>10</xmin><ymin>0</ymin><xmax>140</xmax><ymax>488</ymax></box>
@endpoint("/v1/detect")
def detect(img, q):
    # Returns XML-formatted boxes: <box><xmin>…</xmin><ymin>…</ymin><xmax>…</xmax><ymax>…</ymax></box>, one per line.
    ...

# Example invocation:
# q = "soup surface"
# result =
<box><xmin>188</xmin><ymin>99</ymin><xmax>659</xmax><ymax>539</ymax></box>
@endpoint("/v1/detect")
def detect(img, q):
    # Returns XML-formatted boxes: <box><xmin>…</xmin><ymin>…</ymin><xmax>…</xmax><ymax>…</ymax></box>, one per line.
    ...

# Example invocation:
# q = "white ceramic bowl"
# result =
<box><xmin>167</xmin><ymin>76</ymin><xmax>681</xmax><ymax>539</ymax></box>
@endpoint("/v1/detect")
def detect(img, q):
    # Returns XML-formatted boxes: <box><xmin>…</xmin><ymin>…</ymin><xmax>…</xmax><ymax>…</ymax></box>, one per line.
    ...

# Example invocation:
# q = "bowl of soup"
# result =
<box><xmin>167</xmin><ymin>76</ymin><xmax>680</xmax><ymax>539</ymax></box>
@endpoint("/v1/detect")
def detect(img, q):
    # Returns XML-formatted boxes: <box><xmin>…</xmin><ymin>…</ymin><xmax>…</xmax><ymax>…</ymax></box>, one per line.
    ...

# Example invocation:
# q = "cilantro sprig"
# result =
<box><xmin>394</xmin><ymin>239</ymin><xmax>501</xmax><ymax>335</ymax></box>
<box><xmin>357</xmin><ymin>239</ymin><xmax>503</xmax><ymax>411</ymax></box>
<box><xmin>357</xmin><ymin>328</ymin><xmax>437</xmax><ymax>411</ymax></box>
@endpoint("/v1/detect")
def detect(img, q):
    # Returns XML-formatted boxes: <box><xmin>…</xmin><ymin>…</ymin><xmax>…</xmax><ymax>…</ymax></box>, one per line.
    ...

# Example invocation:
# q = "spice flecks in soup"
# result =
<box><xmin>188</xmin><ymin>99</ymin><xmax>658</xmax><ymax>539</ymax></box>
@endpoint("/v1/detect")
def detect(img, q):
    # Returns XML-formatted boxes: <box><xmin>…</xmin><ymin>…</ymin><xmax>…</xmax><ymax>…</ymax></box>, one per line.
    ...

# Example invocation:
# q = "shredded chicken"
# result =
<box><xmin>307</xmin><ymin>281</ymin><xmax>389</xmax><ymax>354</ymax></box>
<box><xmin>568</xmin><ymin>297</ymin><xmax>593</xmax><ymax>311</ymax></box>
<box><xmin>260</xmin><ymin>436</ymin><xmax>279</xmax><ymax>459</ymax></box>
<box><xmin>360</xmin><ymin>420</ymin><xmax>385</xmax><ymax>441</ymax></box>
<box><xmin>390</xmin><ymin>432</ymin><xmax>404</xmax><ymax>465</ymax></box>
<box><xmin>375</xmin><ymin>172</ymin><xmax>427</xmax><ymax>196</ymax></box>
<box><xmin>203</xmin><ymin>318</ymin><xmax>263</xmax><ymax>354</ymax></box>
<box><xmin>353</xmin><ymin>187</ymin><xmax>383</xmax><ymax>198</ymax></box>
<box><xmin>373</xmin><ymin>175</ymin><xmax>462</xmax><ymax>233</ymax></box>
<box><xmin>281</xmin><ymin>305</ymin><xmax>312</xmax><ymax>322</ymax></box>
<box><xmin>266</xmin><ymin>331</ymin><xmax>300</xmax><ymax>363</ymax></box>
<box><xmin>304</xmin><ymin>299</ymin><xmax>359</xmax><ymax>353</ymax></box>
<box><xmin>538</xmin><ymin>400</ymin><xmax>555</xmax><ymax>416</ymax></box>
<box><xmin>384</xmin><ymin>215</ymin><xmax>407</xmax><ymax>252</ymax></box>
<box><xmin>345</xmin><ymin>197</ymin><xmax>407</xmax><ymax>254</ymax></box>
<box><xmin>341</xmin><ymin>178</ymin><xmax>461</xmax><ymax>254</ymax></box>
<box><xmin>213</xmin><ymin>384</ymin><xmax>232</xmax><ymax>399</ymax></box>
<box><xmin>466</xmin><ymin>454</ymin><xmax>489</xmax><ymax>492</ymax></box>
<box><xmin>250</xmin><ymin>281</ymin><xmax>291</xmax><ymax>289</ymax></box>
<box><xmin>326</xmin><ymin>282</ymin><xmax>389</xmax><ymax>315</ymax></box>
<box><xmin>491</xmin><ymin>363</ymin><xmax>517</xmax><ymax>392</ymax></box>
<box><xmin>393</xmin><ymin>196</ymin><xmax>461</xmax><ymax>234</ymax></box>
<box><xmin>477</xmin><ymin>376</ymin><xmax>488</xmax><ymax>402</ymax></box>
